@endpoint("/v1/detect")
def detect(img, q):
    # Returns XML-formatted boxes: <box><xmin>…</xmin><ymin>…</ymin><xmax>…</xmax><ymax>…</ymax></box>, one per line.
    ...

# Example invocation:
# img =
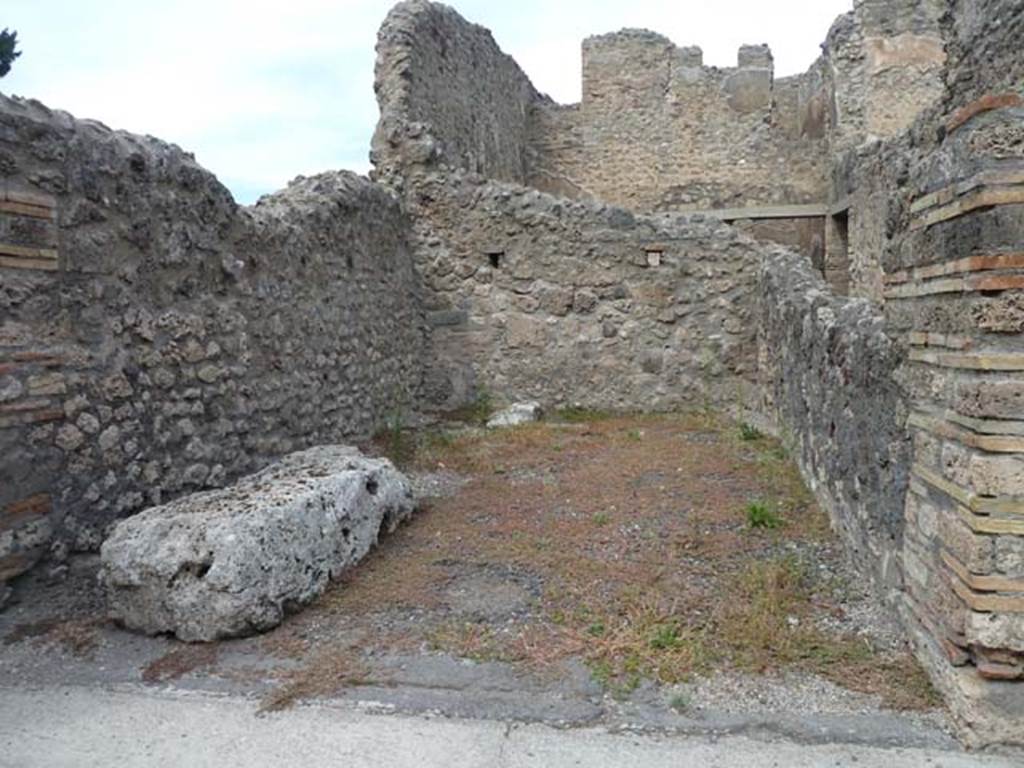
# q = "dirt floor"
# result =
<box><xmin>0</xmin><ymin>410</ymin><xmax>956</xmax><ymax>747</ymax></box>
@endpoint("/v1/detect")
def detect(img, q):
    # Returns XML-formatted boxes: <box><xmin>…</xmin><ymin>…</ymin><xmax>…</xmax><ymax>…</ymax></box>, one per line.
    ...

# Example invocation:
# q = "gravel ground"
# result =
<box><xmin>0</xmin><ymin>414</ymin><xmax>961</xmax><ymax>749</ymax></box>
<box><xmin>407</xmin><ymin>469</ymin><xmax>467</xmax><ymax>501</ymax></box>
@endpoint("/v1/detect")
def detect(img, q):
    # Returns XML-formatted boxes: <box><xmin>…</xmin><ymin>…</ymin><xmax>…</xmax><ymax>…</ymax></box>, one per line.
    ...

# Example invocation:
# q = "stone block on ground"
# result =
<box><xmin>487</xmin><ymin>401</ymin><xmax>543</xmax><ymax>428</ymax></box>
<box><xmin>99</xmin><ymin>446</ymin><xmax>415</xmax><ymax>641</ymax></box>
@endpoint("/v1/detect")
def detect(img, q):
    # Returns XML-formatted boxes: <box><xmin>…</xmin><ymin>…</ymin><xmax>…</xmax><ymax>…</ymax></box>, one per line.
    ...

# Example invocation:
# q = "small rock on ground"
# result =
<box><xmin>487</xmin><ymin>401</ymin><xmax>543</xmax><ymax>428</ymax></box>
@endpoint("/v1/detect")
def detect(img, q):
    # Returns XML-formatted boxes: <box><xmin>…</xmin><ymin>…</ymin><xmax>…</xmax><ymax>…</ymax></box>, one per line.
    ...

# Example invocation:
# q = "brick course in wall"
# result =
<box><xmin>881</xmin><ymin>98</ymin><xmax>1024</xmax><ymax>743</ymax></box>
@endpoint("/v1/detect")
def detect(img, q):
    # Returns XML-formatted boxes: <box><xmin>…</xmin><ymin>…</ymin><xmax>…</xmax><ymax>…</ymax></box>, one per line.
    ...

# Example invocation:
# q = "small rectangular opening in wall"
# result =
<box><xmin>484</xmin><ymin>250</ymin><xmax>504</xmax><ymax>269</ymax></box>
<box><xmin>832</xmin><ymin>210</ymin><xmax>849</xmax><ymax>254</ymax></box>
<box><xmin>643</xmin><ymin>244</ymin><xmax>665</xmax><ymax>267</ymax></box>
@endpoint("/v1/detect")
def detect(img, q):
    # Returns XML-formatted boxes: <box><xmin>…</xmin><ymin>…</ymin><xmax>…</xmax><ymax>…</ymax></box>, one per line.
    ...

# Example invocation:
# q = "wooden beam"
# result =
<box><xmin>703</xmin><ymin>203</ymin><xmax>828</xmax><ymax>221</ymax></box>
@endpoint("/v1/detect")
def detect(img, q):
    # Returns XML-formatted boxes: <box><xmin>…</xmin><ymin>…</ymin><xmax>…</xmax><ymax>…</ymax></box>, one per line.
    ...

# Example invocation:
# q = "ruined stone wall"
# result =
<box><xmin>525</xmin><ymin>103</ymin><xmax>587</xmax><ymax>202</ymax></box>
<box><xmin>403</xmin><ymin>169</ymin><xmax>764</xmax><ymax>414</ymax></box>
<box><xmin>369</xmin><ymin>2</ymin><xmax>768</xmax><ymax>415</ymax></box>
<box><xmin>761</xmin><ymin>99</ymin><xmax>1024</xmax><ymax>741</ymax></box>
<box><xmin>0</xmin><ymin>95</ymin><xmax>426</xmax><ymax>599</ymax></box>
<box><xmin>526</xmin><ymin>32</ymin><xmax>829</xmax><ymax>214</ymax></box>
<box><xmin>370</xmin><ymin>0</ymin><xmax>954</xmax><ymax>304</ymax></box>
<box><xmin>759</xmin><ymin>248</ymin><xmax>910</xmax><ymax>595</ymax></box>
<box><xmin>522</xmin><ymin>2</ymin><xmax>946</xmax><ymax>280</ymax></box>
<box><xmin>371</xmin><ymin>0</ymin><xmax>540</xmax><ymax>186</ymax></box>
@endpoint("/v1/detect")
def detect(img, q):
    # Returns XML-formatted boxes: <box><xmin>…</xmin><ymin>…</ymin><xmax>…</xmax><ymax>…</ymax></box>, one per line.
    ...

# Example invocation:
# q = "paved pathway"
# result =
<box><xmin>1</xmin><ymin>684</ymin><xmax>1019</xmax><ymax>768</ymax></box>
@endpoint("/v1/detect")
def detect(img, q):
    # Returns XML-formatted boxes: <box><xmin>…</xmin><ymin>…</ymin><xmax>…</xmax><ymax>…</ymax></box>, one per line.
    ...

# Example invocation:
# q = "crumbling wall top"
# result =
<box><xmin>737</xmin><ymin>44</ymin><xmax>773</xmax><ymax>69</ymax></box>
<box><xmin>371</xmin><ymin>0</ymin><xmax>541</xmax><ymax>185</ymax></box>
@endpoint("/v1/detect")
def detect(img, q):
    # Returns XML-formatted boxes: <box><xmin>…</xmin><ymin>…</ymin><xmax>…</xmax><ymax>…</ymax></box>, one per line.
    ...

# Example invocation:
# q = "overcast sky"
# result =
<box><xmin>3</xmin><ymin>0</ymin><xmax>852</xmax><ymax>204</ymax></box>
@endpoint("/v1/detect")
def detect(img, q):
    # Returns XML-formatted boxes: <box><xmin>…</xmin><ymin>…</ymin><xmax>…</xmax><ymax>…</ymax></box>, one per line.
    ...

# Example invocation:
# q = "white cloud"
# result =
<box><xmin>2</xmin><ymin>0</ymin><xmax>852</xmax><ymax>203</ymax></box>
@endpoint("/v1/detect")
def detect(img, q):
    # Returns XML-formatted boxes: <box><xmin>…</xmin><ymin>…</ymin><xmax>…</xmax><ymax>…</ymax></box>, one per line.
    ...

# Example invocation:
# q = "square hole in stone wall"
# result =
<box><xmin>643</xmin><ymin>244</ymin><xmax>665</xmax><ymax>267</ymax></box>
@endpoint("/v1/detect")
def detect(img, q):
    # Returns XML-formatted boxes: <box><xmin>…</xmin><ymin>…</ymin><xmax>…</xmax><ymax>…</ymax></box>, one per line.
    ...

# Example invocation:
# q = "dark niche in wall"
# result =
<box><xmin>485</xmin><ymin>249</ymin><xmax>503</xmax><ymax>269</ymax></box>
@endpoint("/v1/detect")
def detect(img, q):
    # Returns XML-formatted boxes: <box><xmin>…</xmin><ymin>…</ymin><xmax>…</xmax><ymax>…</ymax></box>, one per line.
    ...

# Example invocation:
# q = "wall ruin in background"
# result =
<box><xmin>526</xmin><ymin>34</ymin><xmax>827</xmax><ymax>213</ymax></box>
<box><xmin>372</xmin><ymin>1</ymin><xmax>769</xmax><ymax>415</ymax></box>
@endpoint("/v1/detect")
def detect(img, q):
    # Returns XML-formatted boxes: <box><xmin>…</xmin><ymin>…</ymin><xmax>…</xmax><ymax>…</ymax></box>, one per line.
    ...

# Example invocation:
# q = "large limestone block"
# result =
<box><xmin>99</xmin><ymin>446</ymin><xmax>415</xmax><ymax>641</ymax></box>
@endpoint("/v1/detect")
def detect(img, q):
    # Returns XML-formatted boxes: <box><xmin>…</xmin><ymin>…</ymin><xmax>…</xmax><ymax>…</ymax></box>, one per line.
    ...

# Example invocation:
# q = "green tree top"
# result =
<box><xmin>0</xmin><ymin>29</ymin><xmax>21</xmax><ymax>78</ymax></box>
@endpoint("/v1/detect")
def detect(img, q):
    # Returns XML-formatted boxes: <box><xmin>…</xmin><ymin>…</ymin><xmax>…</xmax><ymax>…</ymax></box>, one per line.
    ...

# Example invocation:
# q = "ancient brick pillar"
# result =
<box><xmin>885</xmin><ymin>94</ymin><xmax>1024</xmax><ymax>741</ymax></box>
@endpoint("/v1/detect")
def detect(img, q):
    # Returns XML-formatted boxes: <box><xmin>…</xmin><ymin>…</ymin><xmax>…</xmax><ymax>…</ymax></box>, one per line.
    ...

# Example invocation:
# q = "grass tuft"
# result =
<box><xmin>554</xmin><ymin>406</ymin><xmax>613</xmax><ymax>423</ymax></box>
<box><xmin>649</xmin><ymin>623</ymin><xmax>686</xmax><ymax>651</ymax></box>
<box><xmin>378</xmin><ymin>405</ymin><xmax>415</xmax><ymax>468</ymax></box>
<box><xmin>711</xmin><ymin>557</ymin><xmax>939</xmax><ymax>709</ymax></box>
<box><xmin>669</xmin><ymin>691</ymin><xmax>691</xmax><ymax>713</ymax></box>
<box><xmin>739</xmin><ymin>422</ymin><xmax>764</xmax><ymax>441</ymax></box>
<box><xmin>745</xmin><ymin>500</ymin><xmax>783</xmax><ymax>529</ymax></box>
